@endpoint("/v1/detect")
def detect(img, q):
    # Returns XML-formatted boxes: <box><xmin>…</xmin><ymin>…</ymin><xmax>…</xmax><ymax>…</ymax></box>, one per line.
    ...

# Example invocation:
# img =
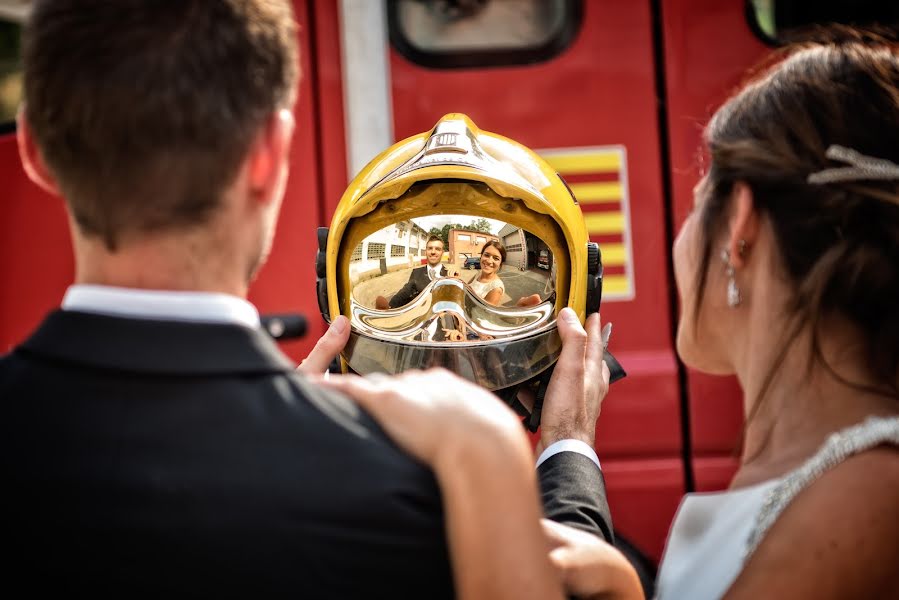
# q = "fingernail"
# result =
<box><xmin>601</xmin><ymin>322</ymin><xmax>613</xmax><ymax>347</ymax></box>
<box><xmin>330</xmin><ymin>316</ymin><xmax>347</xmax><ymax>334</ymax></box>
<box><xmin>561</xmin><ymin>307</ymin><xmax>579</xmax><ymax>323</ymax></box>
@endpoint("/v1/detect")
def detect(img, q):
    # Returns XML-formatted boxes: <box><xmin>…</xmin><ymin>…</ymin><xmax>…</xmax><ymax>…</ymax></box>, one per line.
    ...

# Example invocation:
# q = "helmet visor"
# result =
<box><xmin>344</xmin><ymin>279</ymin><xmax>561</xmax><ymax>390</ymax></box>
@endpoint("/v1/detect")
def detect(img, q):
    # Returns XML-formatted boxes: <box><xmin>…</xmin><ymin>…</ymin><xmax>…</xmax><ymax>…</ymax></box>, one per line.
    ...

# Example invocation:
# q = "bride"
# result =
<box><xmin>468</xmin><ymin>240</ymin><xmax>506</xmax><ymax>305</ymax></box>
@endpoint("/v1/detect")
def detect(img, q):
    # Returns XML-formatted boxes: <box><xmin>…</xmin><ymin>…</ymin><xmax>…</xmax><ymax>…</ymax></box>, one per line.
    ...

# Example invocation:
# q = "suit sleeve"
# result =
<box><xmin>537</xmin><ymin>451</ymin><xmax>614</xmax><ymax>544</ymax></box>
<box><xmin>389</xmin><ymin>271</ymin><xmax>421</xmax><ymax>308</ymax></box>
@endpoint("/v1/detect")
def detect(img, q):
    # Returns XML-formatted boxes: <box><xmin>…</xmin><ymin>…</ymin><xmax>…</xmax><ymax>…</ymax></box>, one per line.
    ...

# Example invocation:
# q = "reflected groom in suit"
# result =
<box><xmin>376</xmin><ymin>235</ymin><xmax>447</xmax><ymax>309</ymax></box>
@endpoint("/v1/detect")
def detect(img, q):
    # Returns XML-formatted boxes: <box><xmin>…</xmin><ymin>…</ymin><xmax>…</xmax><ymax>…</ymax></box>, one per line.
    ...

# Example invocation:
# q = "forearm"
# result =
<box><xmin>389</xmin><ymin>280</ymin><xmax>417</xmax><ymax>308</ymax></box>
<box><xmin>484</xmin><ymin>288</ymin><xmax>503</xmax><ymax>305</ymax></box>
<box><xmin>434</xmin><ymin>433</ymin><xmax>564</xmax><ymax>600</ymax></box>
<box><xmin>538</xmin><ymin>451</ymin><xmax>614</xmax><ymax>543</ymax></box>
<box><xmin>388</xmin><ymin>290</ymin><xmax>409</xmax><ymax>308</ymax></box>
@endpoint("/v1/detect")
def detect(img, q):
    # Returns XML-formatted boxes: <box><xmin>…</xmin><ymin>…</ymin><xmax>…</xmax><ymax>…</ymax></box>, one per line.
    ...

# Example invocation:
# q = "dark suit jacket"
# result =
<box><xmin>389</xmin><ymin>264</ymin><xmax>448</xmax><ymax>308</ymax></box>
<box><xmin>1</xmin><ymin>310</ymin><xmax>611</xmax><ymax>596</ymax></box>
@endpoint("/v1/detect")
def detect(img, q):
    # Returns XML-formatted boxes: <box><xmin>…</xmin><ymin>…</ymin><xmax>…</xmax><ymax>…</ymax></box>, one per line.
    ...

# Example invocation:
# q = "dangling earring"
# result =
<box><xmin>721</xmin><ymin>248</ymin><xmax>741</xmax><ymax>307</ymax></box>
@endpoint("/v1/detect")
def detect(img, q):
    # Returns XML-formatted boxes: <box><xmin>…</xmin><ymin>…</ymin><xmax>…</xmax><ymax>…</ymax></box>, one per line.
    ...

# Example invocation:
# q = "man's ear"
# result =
<box><xmin>16</xmin><ymin>106</ymin><xmax>61</xmax><ymax>196</ymax></box>
<box><xmin>247</xmin><ymin>108</ymin><xmax>295</xmax><ymax>205</ymax></box>
<box><xmin>727</xmin><ymin>181</ymin><xmax>759</xmax><ymax>269</ymax></box>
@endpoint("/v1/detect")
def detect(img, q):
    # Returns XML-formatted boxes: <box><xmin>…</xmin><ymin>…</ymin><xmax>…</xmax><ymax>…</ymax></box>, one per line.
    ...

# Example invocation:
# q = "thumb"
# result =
<box><xmin>297</xmin><ymin>316</ymin><xmax>350</xmax><ymax>374</ymax></box>
<box><xmin>553</xmin><ymin>307</ymin><xmax>587</xmax><ymax>376</ymax></box>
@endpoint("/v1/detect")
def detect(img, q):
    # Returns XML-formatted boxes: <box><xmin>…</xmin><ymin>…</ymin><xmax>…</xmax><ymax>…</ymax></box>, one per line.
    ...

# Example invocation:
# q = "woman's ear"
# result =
<box><xmin>16</xmin><ymin>106</ymin><xmax>61</xmax><ymax>197</ymax></box>
<box><xmin>727</xmin><ymin>182</ymin><xmax>759</xmax><ymax>269</ymax></box>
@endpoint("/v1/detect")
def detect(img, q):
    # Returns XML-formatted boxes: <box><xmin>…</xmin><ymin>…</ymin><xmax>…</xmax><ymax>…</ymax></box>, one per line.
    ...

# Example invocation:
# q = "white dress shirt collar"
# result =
<box><xmin>62</xmin><ymin>284</ymin><xmax>260</xmax><ymax>329</ymax></box>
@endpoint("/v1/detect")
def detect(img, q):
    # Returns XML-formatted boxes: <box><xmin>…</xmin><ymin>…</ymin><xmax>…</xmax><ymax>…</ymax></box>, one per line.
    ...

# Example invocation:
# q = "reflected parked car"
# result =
<box><xmin>537</xmin><ymin>249</ymin><xmax>550</xmax><ymax>270</ymax></box>
<box><xmin>463</xmin><ymin>255</ymin><xmax>481</xmax><ymax>270</ymax></box>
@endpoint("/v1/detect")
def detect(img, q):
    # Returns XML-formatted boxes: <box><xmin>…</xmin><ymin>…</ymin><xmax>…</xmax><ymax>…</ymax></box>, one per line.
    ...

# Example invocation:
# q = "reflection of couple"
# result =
<box><xmin>399</xmin><ymin>239</ymin><xmax>505</xmax><ymax>307</ymax></box>
<box><xmin>378</xmin><ymin>237</ymin><xmax>511</xmax><ymax>309</ymax></box>
<box><xmin>379</xmin><ymin>234</ymin><xmax>547</xmax><ymax>314</ymax></box>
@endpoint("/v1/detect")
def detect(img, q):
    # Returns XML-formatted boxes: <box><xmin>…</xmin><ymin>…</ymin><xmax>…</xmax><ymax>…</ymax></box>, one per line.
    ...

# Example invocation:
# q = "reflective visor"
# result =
<box><xmin>343</xmin><ymin>278</ymin><xmax>561</xmax><ymax>390</ymax></box>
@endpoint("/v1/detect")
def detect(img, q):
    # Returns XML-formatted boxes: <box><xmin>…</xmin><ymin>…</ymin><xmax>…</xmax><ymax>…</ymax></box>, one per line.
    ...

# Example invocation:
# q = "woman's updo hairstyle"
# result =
<box><xmin>697</xmin><ymin>40</ymin><xmax>899</xmax><ymax>396</ymax></box>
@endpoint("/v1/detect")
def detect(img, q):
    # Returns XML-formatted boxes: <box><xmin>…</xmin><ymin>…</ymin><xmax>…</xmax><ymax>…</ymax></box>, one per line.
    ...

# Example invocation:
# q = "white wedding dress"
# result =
<box><xmin>655</xmin><ymin>416</ymin><xmax>899</xmax><ymax>599</ymax></box>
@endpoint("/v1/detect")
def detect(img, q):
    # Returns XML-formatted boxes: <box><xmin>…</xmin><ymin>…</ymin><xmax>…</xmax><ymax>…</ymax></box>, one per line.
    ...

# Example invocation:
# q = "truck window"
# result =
<box><xmin>0</xmin><ymin>3</ymin><xmax>24</xmax><ymax>132</ymax></box>
<box><xmin>746</xmin><ymin>0</ymin><xmax>899</xmax><ymax>45</ymax></box>
<box><xmin>388</xmin><ymin>0</ymin><xmax>583</xmax><ymax>69</ymax></box>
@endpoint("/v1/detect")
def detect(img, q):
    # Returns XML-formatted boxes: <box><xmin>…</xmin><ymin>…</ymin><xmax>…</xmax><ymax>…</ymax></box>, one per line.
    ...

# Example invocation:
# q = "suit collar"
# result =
<box><xmin>18</xmin><ymin>310</ymin><xmax>295</xmax><ymax>375</ymax></box>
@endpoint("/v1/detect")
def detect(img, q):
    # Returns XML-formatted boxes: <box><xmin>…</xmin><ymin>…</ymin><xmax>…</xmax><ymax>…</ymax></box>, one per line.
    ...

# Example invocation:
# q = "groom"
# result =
<box><xmin>377</xmin><ymin>235</ymin><xmax>448</xmax><ymax>308</ymax></box>
<box><xmin>2</xmin><ymin>0</ymin><xmax>612</xmax><ymax>595</ymax></box>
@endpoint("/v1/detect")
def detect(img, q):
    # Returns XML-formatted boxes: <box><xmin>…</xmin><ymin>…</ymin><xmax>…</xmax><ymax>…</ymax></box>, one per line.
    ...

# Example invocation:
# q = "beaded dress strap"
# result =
<box><xmin>745</xmin><ymin>415</ymin><xmax>899</xmax><ymax>559</ymax></box>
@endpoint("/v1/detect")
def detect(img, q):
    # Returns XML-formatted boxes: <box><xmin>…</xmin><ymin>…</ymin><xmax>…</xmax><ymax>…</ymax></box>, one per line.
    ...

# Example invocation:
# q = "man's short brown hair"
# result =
<box><xmin>426</xmin><ymin>235</ymin><xmax>444</xmax><ymax>249</ymax></box>
<box><xmin>24</xmin><ymin>0</ymin><xmax>299</xmax><ymax>250</ymax></box>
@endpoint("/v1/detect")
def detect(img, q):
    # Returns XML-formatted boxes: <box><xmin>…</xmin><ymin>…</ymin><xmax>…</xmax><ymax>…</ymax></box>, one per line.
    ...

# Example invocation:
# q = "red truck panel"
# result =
<box><xmin>660</xmin><ymin>0</ymin><xmax>770</xmax><ymax>485</ymax></box>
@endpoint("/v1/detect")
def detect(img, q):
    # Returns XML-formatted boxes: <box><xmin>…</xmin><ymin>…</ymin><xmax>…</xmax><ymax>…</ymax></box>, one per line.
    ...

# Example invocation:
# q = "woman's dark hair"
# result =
<box><xmin>481</xmin><ymin>240</ymin><xmax>506</xmax><ymax>266</ymax></box>
<box><xmin>696</xmin><ymin>41</ymin><xmax>899</xmax><ymax>400</ymax></box>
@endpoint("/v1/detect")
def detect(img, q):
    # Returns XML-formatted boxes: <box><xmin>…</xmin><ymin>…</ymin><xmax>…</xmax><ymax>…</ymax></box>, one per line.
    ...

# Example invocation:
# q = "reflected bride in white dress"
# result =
<box><xmin>468</xmin><ymin>241</ymin><xmax>506</xmax><ymax>306</ymax></box>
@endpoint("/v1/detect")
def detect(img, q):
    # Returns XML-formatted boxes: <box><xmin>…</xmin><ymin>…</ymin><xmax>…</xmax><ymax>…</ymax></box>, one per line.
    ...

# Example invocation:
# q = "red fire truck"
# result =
<box><xmin>1</xmin><ymin>0</ymin><xmax>894</xmax><ymax>582</ymax></box>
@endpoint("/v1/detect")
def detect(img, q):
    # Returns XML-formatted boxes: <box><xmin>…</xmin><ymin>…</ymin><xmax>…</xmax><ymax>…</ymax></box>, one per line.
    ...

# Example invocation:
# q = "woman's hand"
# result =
<box><xmin>516</xmin><ymin>293</ymin><xmax>542</xmax><ymax>307</ymax></box>
<box><xmin>543</xmin><ymin>519</ymin><xmax>645</xmax><ymax>600</ymax></box>
<box><xmin>318</xmin><ymin>368</ymin><xmax>525</xmax><ymax>468</ymax></box>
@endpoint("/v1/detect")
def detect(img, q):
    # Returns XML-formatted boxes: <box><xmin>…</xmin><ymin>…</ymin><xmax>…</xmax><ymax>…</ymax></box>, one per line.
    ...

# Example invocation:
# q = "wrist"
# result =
<box><xmin>539</xmin><ymin>429</ymin><xmax>595</xmax><ymax>455</ymax></box>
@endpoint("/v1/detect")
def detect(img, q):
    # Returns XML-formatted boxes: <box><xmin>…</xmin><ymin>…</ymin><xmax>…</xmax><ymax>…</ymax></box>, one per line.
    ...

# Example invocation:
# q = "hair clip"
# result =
<box><xmin>807</xmin><ymin>145</ymin><xmax>899</xmax><ymax>185</ymax></box>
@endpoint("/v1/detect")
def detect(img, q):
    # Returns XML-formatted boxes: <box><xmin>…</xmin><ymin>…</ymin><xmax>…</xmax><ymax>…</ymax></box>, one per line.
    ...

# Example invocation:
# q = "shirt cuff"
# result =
<box><xmin>536</xmin><ymin>439</ymin><xmax>601</xmax><ymax>470</ymax></box>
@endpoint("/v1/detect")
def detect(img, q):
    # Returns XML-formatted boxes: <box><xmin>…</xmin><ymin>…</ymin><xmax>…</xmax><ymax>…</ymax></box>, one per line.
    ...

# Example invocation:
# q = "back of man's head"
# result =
<box><xmin>23</xmin><ymin>0</ymin><xmax>298</xmax><ymax>251</ymax></box>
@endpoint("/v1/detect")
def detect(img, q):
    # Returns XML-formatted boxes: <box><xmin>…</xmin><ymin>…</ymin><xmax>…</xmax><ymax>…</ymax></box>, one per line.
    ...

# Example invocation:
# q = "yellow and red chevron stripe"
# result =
<box><xmin>539</xmin><ymin>146</ymin><xmax>634</xmax><ymax>300</ymax></box>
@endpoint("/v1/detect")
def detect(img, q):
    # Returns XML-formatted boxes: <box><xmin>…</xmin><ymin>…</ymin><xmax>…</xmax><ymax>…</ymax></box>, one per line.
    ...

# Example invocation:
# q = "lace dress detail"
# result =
<box><xmin>744</xmin><ymin>415</ymin><xmax>899</xmax><ymax>558</ymax></box>
<box><xmin>469</xmin><ymin>276</ymin><xmax>504</xmax><ymax>300</ymax></box>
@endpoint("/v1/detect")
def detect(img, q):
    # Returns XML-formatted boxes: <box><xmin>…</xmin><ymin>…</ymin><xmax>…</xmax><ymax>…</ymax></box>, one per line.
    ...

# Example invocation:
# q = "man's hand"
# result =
<box><xmin>536</xmin><ymin>308</ymin><xmax>610</xmax><ymax>456</ymax></box>
<box><xmin>296</xmin><ymin>316</ymin><xmax>351</xmax><ymax>375</ymax></box>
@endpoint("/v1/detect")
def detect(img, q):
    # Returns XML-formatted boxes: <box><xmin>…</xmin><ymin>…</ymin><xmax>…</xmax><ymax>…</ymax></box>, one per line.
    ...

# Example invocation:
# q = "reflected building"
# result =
<box><xmin>448</xmin><ymin>228</ymin><xmax>499</xmax><ymax>270</ymax></box>
<box><xmin>497</xmin><ymin>223</ymin><xmax>550</xmax><ymax>271</ymax></box>
<box><xmin>349</xmin><ymin>220</ymin><xmax>429</xmax><ymax>283</ymax></box>
<box><xmin>498</xmin><ymin>223</ymin><xmax>526</xmax><ymax>270</ymax></box>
